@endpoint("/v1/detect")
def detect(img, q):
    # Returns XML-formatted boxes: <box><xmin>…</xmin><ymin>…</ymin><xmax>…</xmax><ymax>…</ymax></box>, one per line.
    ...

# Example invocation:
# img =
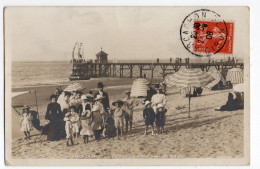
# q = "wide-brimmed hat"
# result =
<box><xmin>22</xmin><ymin>105</ymin><xmax>30</xmax><ymax>110</ymax></box>
<box><xmin>112</xmin><ymin>99</ymin><xmax>124</xmax><ymax>106</ymax></box>
<box><xmin>144</xmin><ymin>100</ymin><xmax>151</xmax><ymax>107</ymax></box>
<box><xmin>82</xmin><ymin>110</ymin><xmax>91</xmax><ymax>117</ymax></box>
<box><xmin>157</xmin><ymin>103</ymin><xmax>164</xmax><ymax>109</ymax></box>
<box><xmin>97</xmin><ymin>82</ymin><xmax>104</xmax><ymax>88</ymax></box>
<box><xmin>65</xmin><ymin>112</ymin><xmax>71</xmax><ymax>117</ymax></box>
<box><xmin>94</xmin><ymin>95</ymin><xmax>106</xmax><ymax>101</ymax></box>
<box><xmin>86</xmin><ymin>94</ymin><xmax>93</xmax><ymax>98</ymax></box>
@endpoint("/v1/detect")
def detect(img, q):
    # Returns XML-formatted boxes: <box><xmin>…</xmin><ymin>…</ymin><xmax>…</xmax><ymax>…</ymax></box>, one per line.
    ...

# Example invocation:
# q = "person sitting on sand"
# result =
<box><xmin>20</xmin><ymin>105</ymin><xmax>33</xmax><ymax>140</ymax></box>
<box><xmin>104</xmin><ymin>116</ymin><xmax>116</xmax><ymax>138</ymax></box>
<box><xmin>143</xmin><ymin>101</ymin><xmax>155</xmax><ymax>136</ymax></box>
<box><xmin>112</xmin><ymin>100</ymin><xmax>126</xmax><ymax>139</ymax></box>
<box><xmin>151</xmin><ymin>85</ymin><xmax>166</xmax><ymax>113</ymax></box>
<box><xmin>64</xmin><ymin>113</ymin><xmax>73</xmax><ymax>146</ymax></box>
<box><xmin>155</xmin><ymin>104</ymin><xmax>167</xmax><ymax>134</ymax></box>
<box><xmin>216</xmin><ymin>92</ymin><xmax>242</xmax><ymax>111</ymax></box>
<box><xmin>80</xmin><ymin>110</ymin><xmax>93</xmax><ymax>144</ymax></box>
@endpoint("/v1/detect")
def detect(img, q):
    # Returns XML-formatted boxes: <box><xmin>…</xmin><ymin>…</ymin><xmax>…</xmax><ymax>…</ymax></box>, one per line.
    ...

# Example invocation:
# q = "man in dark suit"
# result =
<box><xmin>93</xmin><ymin>82</ymin><xmax>110</xmax><ymax>113</ymax></box>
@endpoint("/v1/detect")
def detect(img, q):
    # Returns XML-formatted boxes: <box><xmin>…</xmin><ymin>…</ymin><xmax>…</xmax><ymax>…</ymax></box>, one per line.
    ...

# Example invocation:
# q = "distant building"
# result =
<box><xmin>96</xmin><ymin>48</ymin><xmax>108</xmax><ymax>63</ymax></box>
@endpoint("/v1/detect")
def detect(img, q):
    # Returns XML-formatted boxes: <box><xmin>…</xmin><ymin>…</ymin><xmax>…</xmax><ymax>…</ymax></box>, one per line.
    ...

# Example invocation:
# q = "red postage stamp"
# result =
<box><xmin>193</xmin><ymin>21</ymin><xmax>234</xmax><ymax>54</ymax></box>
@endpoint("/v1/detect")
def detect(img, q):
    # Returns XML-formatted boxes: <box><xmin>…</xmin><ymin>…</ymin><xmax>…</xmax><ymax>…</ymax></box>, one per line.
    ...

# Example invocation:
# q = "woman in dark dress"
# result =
<box><xmin>45</xmin><ymin>95</ymin><xmax>62</xmax><ymax>141</ymax></box>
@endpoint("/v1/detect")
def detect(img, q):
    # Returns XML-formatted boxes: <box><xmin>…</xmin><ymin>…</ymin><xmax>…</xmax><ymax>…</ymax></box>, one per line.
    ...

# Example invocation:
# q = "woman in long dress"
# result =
<box><xmin>45</xmin><ymin>95</ymin><xmax>62</xmax><ymax>141</ymax></box>
<box><xmin>91</xmin><ymin>105</ymin><xmax>103</xmax><ymax>140</ymax></box>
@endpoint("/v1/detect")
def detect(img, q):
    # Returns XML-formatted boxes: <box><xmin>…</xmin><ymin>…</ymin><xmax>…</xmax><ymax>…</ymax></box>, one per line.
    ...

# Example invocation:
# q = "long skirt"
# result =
<box><xmin>47</xmin><ymin>122</ymin><xmax>60</xmax><ymax>141</ymax></box>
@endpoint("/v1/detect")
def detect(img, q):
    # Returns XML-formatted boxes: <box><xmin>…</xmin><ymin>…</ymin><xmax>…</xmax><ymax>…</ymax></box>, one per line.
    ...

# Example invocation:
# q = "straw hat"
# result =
<box><xmin>86</xmin><ymin>94</ymin><xmax>93</xmax><ymax>98</ymax></box>
<box><xmin>94</xmin><ymin>95</ymin><xmax>106</xmax><ymax>101</ymax></box>
<box><xmin>157</xmin><ymin>103</ymin><xmax>164</xmax><ymax>109</ymax></box>
<box><xmin>82</xmin><ymin>110</ymin><xmax>91</xmax><ymax>117</ymax></box>
<box><xmin>112</xmin><ymin>99</ymin><xmax>124</xmax><ymax>106</ymax></box>
<box><xmin>144</xmin><ymin>100</ymin><xmax>151</xmax><ymax>107</ymax></box>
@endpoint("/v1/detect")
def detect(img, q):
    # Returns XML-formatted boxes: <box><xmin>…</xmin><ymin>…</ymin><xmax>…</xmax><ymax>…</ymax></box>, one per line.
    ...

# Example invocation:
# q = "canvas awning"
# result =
<box><xmin>12</xmin><ymin>91</ymin><xmax>31</xmax><ymax>98</ymax></box>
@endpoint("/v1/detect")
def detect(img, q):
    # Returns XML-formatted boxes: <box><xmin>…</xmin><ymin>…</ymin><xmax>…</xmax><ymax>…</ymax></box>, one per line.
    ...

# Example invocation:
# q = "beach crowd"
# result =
<box><xmin>20</xmin><ymin>82</ymin><xmax>167</xmax><ymax>146</ymax></box>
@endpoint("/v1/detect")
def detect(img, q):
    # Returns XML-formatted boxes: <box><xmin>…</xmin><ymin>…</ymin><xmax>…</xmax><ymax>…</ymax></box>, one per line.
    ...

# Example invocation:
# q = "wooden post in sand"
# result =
<box><xmin>188</xmin><ymin>87</ymin><xmax>191</xmax><ymax>117</ymax></box>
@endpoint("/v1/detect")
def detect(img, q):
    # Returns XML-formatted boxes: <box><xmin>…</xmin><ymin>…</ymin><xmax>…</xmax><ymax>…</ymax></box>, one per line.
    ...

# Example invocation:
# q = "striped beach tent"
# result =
<box><xmin>226</xmin><ymin>68</ymin><xmax>244</xmax><ymax>84</ymax></box>
<box><xmin>205</xmin><ymin>70</ymin><xmax>222</xmax><ymax>89</ymax></box>
<box><xmin>64</xmin><ymin>83</ymin><xmax>84</xmax><ymax>92</ymax></box>
<box><xmin>167</xmin><ymin>68</ymin><xmax>214</xmax><ymax>117</ymax></box>
<box><xmin>130</xmin><ymin>78</ymin><xmax>148</xmax><ymax>97</ymax></box>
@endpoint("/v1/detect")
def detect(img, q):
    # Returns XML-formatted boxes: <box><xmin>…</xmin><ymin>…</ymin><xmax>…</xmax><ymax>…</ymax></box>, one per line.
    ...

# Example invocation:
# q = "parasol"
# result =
<box><xmin>168</xmin><ymin>68</ymin><xmax>214</xmax><ymax>117</ymax></box>
<box><xmin>64</xmin><ymin>83</ymin><xmax>84</xmax><ymax>92</ymax></box>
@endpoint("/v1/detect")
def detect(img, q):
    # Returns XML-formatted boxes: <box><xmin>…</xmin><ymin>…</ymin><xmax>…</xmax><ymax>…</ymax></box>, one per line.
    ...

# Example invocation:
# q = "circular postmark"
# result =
<box><xmin>180</xmin><ymin>9</ymin><xmax>228</xmax><ymax>57</ymax></box>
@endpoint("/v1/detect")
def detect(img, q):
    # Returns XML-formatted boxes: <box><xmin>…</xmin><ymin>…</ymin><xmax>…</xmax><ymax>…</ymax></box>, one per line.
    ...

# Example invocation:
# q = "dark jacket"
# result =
<box><xmin>143</xmin><ymin>107</ymin><xmax>155</xmax><ymax>125</ymax></box>
<box><xmin>94</xmin><ymin>91</ymin><xmax>110</xmax><ymax>111</ymax></box>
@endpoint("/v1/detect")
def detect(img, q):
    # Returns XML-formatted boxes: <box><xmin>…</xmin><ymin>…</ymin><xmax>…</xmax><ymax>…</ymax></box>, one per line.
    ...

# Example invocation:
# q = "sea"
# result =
<box><xmin>12</xmin><ymin>61</ymin><xmax>71</xmax><ymax>88</ymax></box>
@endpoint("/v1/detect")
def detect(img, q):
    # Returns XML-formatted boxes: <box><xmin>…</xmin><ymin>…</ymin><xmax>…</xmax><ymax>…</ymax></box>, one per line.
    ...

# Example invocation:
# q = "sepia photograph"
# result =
<box><xmin>4</xmin><ymin>6</ymin><xmax>249</xmax><ymax>166</ymax></box>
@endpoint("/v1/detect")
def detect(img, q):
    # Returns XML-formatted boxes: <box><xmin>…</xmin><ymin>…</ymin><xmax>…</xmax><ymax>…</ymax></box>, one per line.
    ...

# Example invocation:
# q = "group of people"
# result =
<box><xmin>19</xmin><ymin>81</ymin><xmax>167</xmax><ymax>146</ymax></box>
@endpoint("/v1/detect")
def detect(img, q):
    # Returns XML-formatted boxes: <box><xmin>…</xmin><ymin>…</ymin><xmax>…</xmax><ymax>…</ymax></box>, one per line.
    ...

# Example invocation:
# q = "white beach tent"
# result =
<box><xmin>226</xmin><ymin>68</ymin><xmax>244</xmax><ymax>84</ymax></box>
<box><xmin>130</xmin><ymin>78</ymin><xmax>148</xmax><ymax>97</ymax></box>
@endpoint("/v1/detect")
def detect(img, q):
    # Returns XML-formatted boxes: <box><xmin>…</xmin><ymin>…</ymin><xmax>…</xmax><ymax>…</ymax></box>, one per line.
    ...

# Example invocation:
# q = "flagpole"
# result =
<box><xmin>35</xmin><ymin>90</ymin><xmax>39</xmax><ymax>113</ymax></box>
<box><xmin>188</xmin><ymin>87</ymin><xmax>191</xmax><ymax>117</ymax></box>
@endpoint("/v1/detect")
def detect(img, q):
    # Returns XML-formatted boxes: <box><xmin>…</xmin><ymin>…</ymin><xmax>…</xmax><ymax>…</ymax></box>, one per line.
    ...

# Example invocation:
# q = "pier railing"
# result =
<box><xmin>71</xmin><ymin>61</ymin><xmax>244</xmax><ymax>78</ymax></box>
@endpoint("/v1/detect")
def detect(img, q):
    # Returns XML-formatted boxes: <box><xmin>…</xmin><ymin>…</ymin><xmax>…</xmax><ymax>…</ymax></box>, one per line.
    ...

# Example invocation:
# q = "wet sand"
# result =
<box><xmin>11</xmin><ymin>80</ymin><xmax>244</xmax><ymax>159</ymax></box>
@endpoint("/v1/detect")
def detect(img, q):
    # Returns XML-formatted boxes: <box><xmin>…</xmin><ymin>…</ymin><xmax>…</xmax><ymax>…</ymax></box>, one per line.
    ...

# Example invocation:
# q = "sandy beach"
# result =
<box><xmin>11</xmin><ymin>79</ymin><xmax>244</xmax><ymax>159</ymax></box>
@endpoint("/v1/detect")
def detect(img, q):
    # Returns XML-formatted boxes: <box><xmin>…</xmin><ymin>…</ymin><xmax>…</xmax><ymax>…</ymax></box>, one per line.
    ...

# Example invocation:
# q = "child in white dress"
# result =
<box><xmin>69</xmin><ymin>106</ymin><xmax>80</xmax><ymax>141</ymax></box>
<box><xmin>20</xmin><ymin>105</ymin><xmax>33</xmax><ymax>140</ymax></box>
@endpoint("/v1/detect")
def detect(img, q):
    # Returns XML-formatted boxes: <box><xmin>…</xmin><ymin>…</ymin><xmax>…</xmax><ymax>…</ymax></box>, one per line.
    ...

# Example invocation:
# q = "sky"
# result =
<box><xmin>5</xmin><ymin>7</ymin><xmax>249</xmax><ymax>62</ymax></box>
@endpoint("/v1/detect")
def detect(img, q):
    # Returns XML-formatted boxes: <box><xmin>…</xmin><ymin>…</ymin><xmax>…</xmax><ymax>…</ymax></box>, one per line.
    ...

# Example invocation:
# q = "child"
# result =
<box><xmin>80</xmin><ymin>110</ymin><xmax>94</xmax><ymax>143</ymax></box>
<box><xmin>123</xmin><ymin>91</ymin><xmax>138</xmax><ymax>133</ymax></box>
<box><xmin>69</xmin><ymin>106</ymin><xmax>80</xmax><ymax>141</ymax></box>
<box><xmin>20</xmin><ymin>105</ymin><xmax>33</xmax><ymax>140</ymax></box>
<box><xmin>64</xmin><ymin>113</ymin><xmax>73</xmax><ymax>146</ymax></box>
<box><xmin>143</xmin><ymin>101</ymin><xmax>155</xmax><ymax>135</ymax></box>
<box><xmin>155</xmin><ymin>104</ymin><xmax>167</xmax><ymax>134</ymax></box>
<box><xmin>112</xmin><ymin>99</ymin><xmax>126</xmax><ymax>139</ymax></box>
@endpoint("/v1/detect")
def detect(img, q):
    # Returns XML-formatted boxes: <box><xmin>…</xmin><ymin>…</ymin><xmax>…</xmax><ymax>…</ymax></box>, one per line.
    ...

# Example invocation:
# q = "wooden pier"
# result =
<box><xmin>71</xmin><ymin>61</ymin><xmax>244</xmax><ymax>79</ymax></box>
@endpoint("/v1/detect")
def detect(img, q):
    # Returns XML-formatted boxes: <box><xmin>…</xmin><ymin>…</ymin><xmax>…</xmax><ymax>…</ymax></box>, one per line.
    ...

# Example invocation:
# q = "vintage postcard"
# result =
<box><xmin>4</xmin><ymin>6</ymin><xmax>249</xmax><ymax>166</ymax></box>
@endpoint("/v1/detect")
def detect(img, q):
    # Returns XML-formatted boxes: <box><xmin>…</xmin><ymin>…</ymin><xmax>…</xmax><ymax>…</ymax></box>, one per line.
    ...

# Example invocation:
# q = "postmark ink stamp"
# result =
<box><xmin>180</xmin><ymin>9</ymin><xmax>234</xmax><ymax>57</ymax></box>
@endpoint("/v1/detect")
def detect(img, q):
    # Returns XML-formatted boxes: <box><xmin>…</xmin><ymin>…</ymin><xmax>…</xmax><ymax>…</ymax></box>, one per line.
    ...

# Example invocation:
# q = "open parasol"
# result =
<box><xmin>168</xmin><ymin>68</ymin><xmax>214</xmax><ymax>117</ymax></box>
<box><xmin>64</xmin><ymin>83</ymin><xmax>84</xmax><ymax>92</ymax></box>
